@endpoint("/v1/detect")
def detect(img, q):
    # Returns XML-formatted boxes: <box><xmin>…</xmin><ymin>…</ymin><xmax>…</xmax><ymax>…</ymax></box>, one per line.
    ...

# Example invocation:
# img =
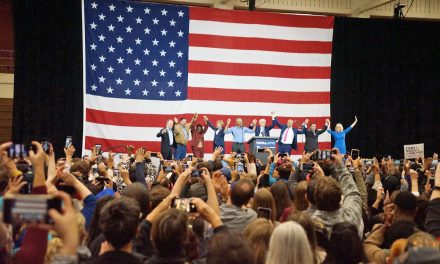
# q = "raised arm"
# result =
<box><xmin>224</xmin><ymin>118</ymin><xmax>231</xmax><ymax>131</ymax></box>
<box><xmin>351</xmin><ymin>116</ymin><xmax>358</xmax><ymax>128</ymax></box>
<box><xmin>267</xmin><ymin>112</ymin><xmax>277</xmax><ymax>130</ymax></box>
<box><xmin>317</xmin><ymin>119</ymin><xmax>330</xmax><ymax>135</ymax></box>
<box><xmin>205</xmin><ymin>116</ymin><xmax>217</xmax><ymax>131</ymax></box>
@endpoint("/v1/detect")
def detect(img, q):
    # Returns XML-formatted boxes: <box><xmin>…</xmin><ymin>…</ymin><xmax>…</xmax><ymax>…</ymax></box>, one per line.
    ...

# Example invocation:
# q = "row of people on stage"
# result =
<box><xmin>156</xmin><ymin>112</ymin><xmax>358</xmax><ymax>159</ymax></box>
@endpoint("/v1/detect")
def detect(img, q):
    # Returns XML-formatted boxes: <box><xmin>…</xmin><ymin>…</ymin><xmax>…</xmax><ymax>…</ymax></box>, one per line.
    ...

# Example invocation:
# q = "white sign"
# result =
<box><xmin>404</xmin><ymin>143</ymin><xmax>424</xmax><ymax>159</ymax></box>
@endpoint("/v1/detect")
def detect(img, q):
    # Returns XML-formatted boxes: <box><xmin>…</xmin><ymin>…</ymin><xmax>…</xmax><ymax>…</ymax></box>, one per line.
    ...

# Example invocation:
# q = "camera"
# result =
<box><xmin>257</xmin><ymin>207</ymin><xmax>272</xmax><ymax>220</ymax></box>
<box><xmin>171</xmin><ymin>198</ymin><xmax>197</xmax><ymax>213</ymax></box>
<box><xmin>3</xmin><ymin>194</ymin><xmax>62</xmax><ymax>224</ymax></box>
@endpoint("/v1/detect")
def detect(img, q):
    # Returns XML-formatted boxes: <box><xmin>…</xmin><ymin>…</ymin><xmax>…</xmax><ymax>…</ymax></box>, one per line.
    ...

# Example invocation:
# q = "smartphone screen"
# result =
<box><xmin>95</xmin><ymin>144</ymin><xmax>102</xmax><ymax>154</ymax></box>
<box><xmin>351</xmin><ymin>149</ymin><xmax>360</xmax><ymax>160</ymax></box>
<box><xmin>42</xmin><ymin>140</ymin><xmax>50</xmax><ymax>154</ymax></box>
<box><xmin>172</xmin><ymin>198</ymin><xmax>196</xmax><ymax>213</ymax></box>
<box><xmin>65</xmin><ymin>136</ymin><xmax>72</xmax><ymax>149</ymax></box>
<box><xmin>257</xmin><ymin>148</ymin><xmax>265</xmax><ymax>153</ymax></box>
<box><xmin>151</xmin><ymin>152</ymin><xmax>158</xmax><ymax>157</ymax></box>
<box><xmin>187</xmin><ymin>155</ymin><xmax>193</xmax><ymax>161</ymax></box>
<box><xmin>236</xmin><ymin>163</ymin><xmax>244</xmax><ymax>173</ymax></box>
<box><xmin>257</xmin><ymin>207</ymin><xmax>272</xmax><ymax>220</ymax></box>
<box><xmin>3</xmin><ymin>195</ymin><xmax>62</xmax><ymax>224</ymax></box>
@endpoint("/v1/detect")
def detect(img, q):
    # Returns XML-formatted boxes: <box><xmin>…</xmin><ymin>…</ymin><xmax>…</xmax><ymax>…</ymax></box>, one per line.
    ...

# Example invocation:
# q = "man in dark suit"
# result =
<box><xmin>204</xmin><ymin>115</ymin><xmax>231</xmax><ymax>154</ymax></box>
<box><xmin>302</xmin><ymin>118</ymin><xmax>330</xmax><ymax>153</ymax></box>
<box><xmin>156</xmin><ymin>119</ymin><xmax>175</xmax><ymax>159</ymax></box>
<box><xmin>250</xmin><ymin>112</ymin><xmax>277</xmax><ymax>137</ymax></box>
<box><xmin>275</xmin><ymin>117</ymin><xmax>301</xmax><ymax>154</ymax></box>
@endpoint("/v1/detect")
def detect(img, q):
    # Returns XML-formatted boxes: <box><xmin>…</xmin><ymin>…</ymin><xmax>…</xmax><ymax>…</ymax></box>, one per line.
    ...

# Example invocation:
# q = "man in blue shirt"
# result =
<box><xmin>225</xmin><ymin>118</ymin><xmax>255</xmax><ymax>153</ymax></box>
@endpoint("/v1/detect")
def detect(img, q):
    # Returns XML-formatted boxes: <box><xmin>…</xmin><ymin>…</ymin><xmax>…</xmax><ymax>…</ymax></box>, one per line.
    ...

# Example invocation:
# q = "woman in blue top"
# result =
<box><xmin>327</xmin><ymin>116</ymin><xmax>358</xmax><ymax>154</ymax></box>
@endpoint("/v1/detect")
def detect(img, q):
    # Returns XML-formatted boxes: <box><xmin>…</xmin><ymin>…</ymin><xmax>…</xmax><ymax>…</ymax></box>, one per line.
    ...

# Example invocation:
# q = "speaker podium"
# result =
<box><xmin>247</xmin><ymin>136</ymin><xmax>278</xmax><ymax>165</ymax></box>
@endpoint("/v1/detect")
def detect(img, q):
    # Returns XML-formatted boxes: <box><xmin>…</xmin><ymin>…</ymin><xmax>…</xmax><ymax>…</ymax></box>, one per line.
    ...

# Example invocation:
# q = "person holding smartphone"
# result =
<box><xmin>326</xmin><ymin>116</ymin><xmax>358</xmax><ymax>154</ymax></box>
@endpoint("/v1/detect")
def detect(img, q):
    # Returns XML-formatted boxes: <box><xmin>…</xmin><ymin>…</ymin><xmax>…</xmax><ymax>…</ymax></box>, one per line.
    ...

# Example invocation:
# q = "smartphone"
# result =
<box><xmin>257</xmin><ymin>207</ymin><xmax>272</xmax><ymax>220</ymax></box>
<box><xmin>65</xmin><ymin>136</ymin><xmax>72</xmax><ymax>149</ymax></box>
<box><xmin>171</xmin><ymin>198</ymin><xmax>197</xmax><ymax>213</ymax></box>
<box><xmin>279</xmin><ymin>153</ymin><xmax>287</xmax><ymax>158</ymax></box>
<box><xmin>3</xmin><ymin>195</ymin><xmax>62</xmax><ymax>224</ymax></box>
<box><xmin>183</xmin><ymin>164</ymin><xmax>189</xmax><ymax>170</ymax></box>
<box><xmin>95</xmin><ymin>176</ymin><xmax>110</xmax><ymax>183</ymax></box>
<box><xmin>42</xmin><ymin>140</ymin><xmax>50</xmax><ymax>154</ymax></box>
<box><xmin>92</xmin><ymin>167</ymin><xmax>98</xmax><ymax>176</ymax></box>
<box><xmin>301</xmin><ymin>163</ymin><xmax>314</xmax><ymax>172</ymax></box>
<box><xmin>430</xmin><ymin>160</ymin><xmax>438</xmax><ymax>172</ymax></box>
<box><xmin>236</xmin><ymin>163</ymin><xmax>244</xmax><ymax>173</ymax></box>
<box><xmin>95</xmin><ymin>144</ymin><xmax>102</xmax><ymax>154</ymax></box>
<box><xmin>187</xmin><ymin>155</ymin><xmax>193</xmax><ymax>161</ymax></box>
<box><xmin>164</xmin><ymin>166</ymin><xmax>173</xmax><ymax>173</ymax></box>
<box><xmin>113</xmin><ymin>167</ymin><xmax>120</xmax><ymax>177</ymax></box>
<box><xmin>7</xmin><ymin>144</ymin><xmax>29</xmax><ymax>158</ymax></box>
<box><xmin>235</xmin><ymin>153</ymin><xmax>243</xmax><ymax>159</ymax></box>
<box><xmin>191</xmin><ymin>170</ymin><xmax>201</xmax><ymax>177</ymax></box>
<box><xmin>257</xmin><ymin>148</ymin><xmax>265</xmax><ymax>153</ymax></box>
<box><xmin>393</xmin><ymin>160</ymin><xmax>401</xmax><ymax>166</ymax></box>
<box><xmin>351</xmin><ymin>149</ymin><xmax>360</xmax><ymax>160</ymax></box>
<box><xmin>151</xmin><ymin>152</ymin><xmax>158</xmax><ymax>158</ymax></box>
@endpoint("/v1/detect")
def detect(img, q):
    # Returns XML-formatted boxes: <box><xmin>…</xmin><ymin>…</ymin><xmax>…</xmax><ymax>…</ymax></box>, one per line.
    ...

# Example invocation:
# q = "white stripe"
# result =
<box><xmin>188</xmin><ymin>73</ymin><xmax>330</xmax><ymax>92</ymax></box>
<box><xmin>189</xmin><ymin>20</ymin><xmax>333</xmax><ymax>42</ymax></box>
<box><xmin>85</xmin><ymin>95</ymin><xmax>330</xmax><ymax>117</ymax></box>
<box><xmin>84</xmin><ymin>122</ymin><xmax>332</xmax><ymax>142</ymax></box>
<box><xmin>189</xmin><ymin>47</ymin><xmax>331</xmax><ymax>67</ymax></box>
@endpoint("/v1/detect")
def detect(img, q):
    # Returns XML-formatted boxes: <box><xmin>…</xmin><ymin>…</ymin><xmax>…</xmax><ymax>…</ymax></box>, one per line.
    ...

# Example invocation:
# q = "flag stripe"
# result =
<box><xmin>188</xmin><ymin>47</ymin><xmax>331</xmax><ymax>67</ymax></box>
<box><xmin>86</xmin><ymin>108</ymin><xmax>330</xmax><ymax>128</ymax></box>
<box><xmin>84</xmin><ymin>136</ymin><xmax>332</xmax><ymax>155</ymax></box>
<box><xmin>85</xmin><ymin>95</ymin><xmax>330</xmax><ymax>116</ymax></box>
<box><xmin>188</xmin><ymin>61</ymin><xmax>330</xmax><ymax>79</ymax></box>
<box><xmin>189</xmin><ymin>7</ymin><xmax>334</xmax><ymax>29</ymax></box>
<box><xmin>188</xmin><ymin>73</ymin><xmax>330</xmax><ymax>92</ymax></box>
<box><xmin>189</xmin><ymin>20</ymin><xmax>333</xmax><ymax>42</ymax></box>
<box><xmin>189</xmin><ymin>34</ymin><xmax>332</xmax><ymax>54</ymax></box>
<box><xmin>188</xmin><ymin>88</ymin><xmax>330</xmax><ymax>104</ymax></box>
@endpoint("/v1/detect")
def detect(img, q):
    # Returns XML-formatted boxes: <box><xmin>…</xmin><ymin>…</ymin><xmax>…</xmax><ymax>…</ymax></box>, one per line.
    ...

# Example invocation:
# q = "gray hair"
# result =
<box><xmin>265</xmin><ymin>222</ymin><xmax>314</xmax><ymax>264</ymax></box>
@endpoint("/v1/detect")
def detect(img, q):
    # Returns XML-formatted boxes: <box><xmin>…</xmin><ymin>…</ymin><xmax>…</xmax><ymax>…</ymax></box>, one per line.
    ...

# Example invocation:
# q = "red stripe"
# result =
<box><xmin>190</xmin><ymin>7</ymin><xmax>334</xmax><ymax>29</ymax></box>
<box><xmin>189</xmin><ymin>34</ymin><xmax>332</xmax><ymax>54</ymax></box>
<box><xmin>187</xmin><ymin>88</ymin><xmax>329</xmax><ymax>104</ymax></box>
<box><xmin>188</xmin><ymin>61</ymin><xmax>330</xmax><ymax>79</ymax></box>
<box><xmin>85</xmin><ymin>109</ymin><xmax>330</xmax><ymax>128</ymax></box>
<box><xmin>84</xmin><ymin>136</ymin><xmax>331</xmax><ymax>156</ymax></box>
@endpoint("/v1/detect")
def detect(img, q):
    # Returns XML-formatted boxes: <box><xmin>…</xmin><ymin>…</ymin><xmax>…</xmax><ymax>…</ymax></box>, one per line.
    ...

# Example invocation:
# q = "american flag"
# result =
<box><xmin>82</xmin><ymin>0</ymin><xmax>333</xmax><ymax>156</ymax></box>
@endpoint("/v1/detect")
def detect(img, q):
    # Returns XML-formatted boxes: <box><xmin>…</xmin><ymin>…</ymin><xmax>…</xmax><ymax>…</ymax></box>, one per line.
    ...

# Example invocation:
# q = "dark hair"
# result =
<box><xmin>277</xmin><ymin>163</ymin><xmax>292</xmax><ymax>180</ymax></box>
<box><xmin>246</xmin><ymin>152</ymin><xmax>256</xmax><ymax>163</ymax></box>
<box><xmin>324</xmin><ymin>222</ymin><xmax>365</xmax><ymax>264</ymax></box>
<box><xmin>212</xmin><ymin>159</ymin><xmax>223</xmax><ymax>172</ymax></box>
<box><xmin>196</xmin><ymin>162</ymin><xmax>213</xmax><ymax>173</ymax></box>
<box><xmin>70</xmin><ymin>159</ymin><xmax>90</xmax><ymax>175</ymax></box>
<box><xmin>394</xmin><ymin>191</ymin><xmax>417</xmax><ymax>216</ymax></box>
<box><xmin>151</xmin><ymin>209</ymin><xmax>188</xmax><ymax>257</ymax></box>
<box><xmin>122</xmin><ymin>182</ymin><xmax>150</xmax><ymax>219</ymax></box>
<box><xmin>270</xmin><ymin>181</ymin><xmax>292</xmax><ymax>221</ymax></box>
<box><xmin>383</xmin><ymin>220</ymin><xmax>416</xmax><ymax>249</ymax></box>
<box><xmin>231</xmin><ymin>179</ymin><xmax>255</xmax><ymax>207</ymax></box>
<box><xmin>306</xmin><ymin>179</ymin><xmax>318</xmax><ymax>205</ymax></box>
<box><xmin>207</xmin><ymin>229</ymin><xmax>254</xmax><ymax>264</ymax></box>
<box><xmin>150</xmin><ymin>186</ymin><xmax>171</xmax><ymax>210</ymax></box>
<box><xmin>314</xmin><ymin>177</ymin><xmax>341</xmax><ymax>212</ymax></box>
<box><xmin>87</xmin><ymin>196</ymin><xmax>115</xmax><ymax>246</ymax></box>
<box><xmin>99</xmin><ymin>197</ymin><xmax>140</xmax><ymax>249</ymax></box>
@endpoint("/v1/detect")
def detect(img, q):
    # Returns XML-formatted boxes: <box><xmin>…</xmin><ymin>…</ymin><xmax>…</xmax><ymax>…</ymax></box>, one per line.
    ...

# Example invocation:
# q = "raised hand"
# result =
<box><xmin>5</xmin><ymin>176</ymin><xmax>27</xmax><ymax>195</ymax></box>
<box><xmin>227</xmin><ymin>118</ymin><xmax>231</xmax><ymax>124</ymax></box>
<box><xmin>203</xmin><ymin>115</ymin><xmax>208</xmax><ymax>121</ymax></box>
<box><xmin>304</xmin><ymin>119</ymin><xmax>309</xmax><ymax>125</ymax></box>
<box><xmin>252</xmin><ymin>119</ymin><xmax>257</xmax><ymax>125</ymax></box>
<box><xmin>174</xmin><ymin>117</ymin><xmax>179</xmax><ymax>123</ymax></box>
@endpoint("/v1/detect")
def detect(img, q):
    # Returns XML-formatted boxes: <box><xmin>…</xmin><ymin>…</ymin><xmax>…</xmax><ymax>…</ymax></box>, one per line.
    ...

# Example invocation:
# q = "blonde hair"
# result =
<box><xmin>216</xmin><ymin>120</ymin><xmax>224</xmax><ymax>126</ymax></box>
<box><xmin>266</xmin><ymin>222</ymin><xmax>314</xmax><ymax>264</ymax></box>
<box><xmin>243</xmin><ymin>219</ymin><xmax>275</xmax><ymax>264</ymax></box>
<box><xmin>335</xmin><ymin>123</ymin><xmax>343</xmax><ymax>131</ymax></box>
<box><xmin>45</xmin><ymin>212</ymin><xmax>86</xmax><ymax>263</ymax></box>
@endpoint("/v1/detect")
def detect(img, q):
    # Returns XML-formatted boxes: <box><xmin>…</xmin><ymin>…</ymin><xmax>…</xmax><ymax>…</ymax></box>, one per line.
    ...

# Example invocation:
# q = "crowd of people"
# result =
<box><xmin>0</xmin><ymin>130</ymin><xmax>440</xmax><ymax>264</ymax></box>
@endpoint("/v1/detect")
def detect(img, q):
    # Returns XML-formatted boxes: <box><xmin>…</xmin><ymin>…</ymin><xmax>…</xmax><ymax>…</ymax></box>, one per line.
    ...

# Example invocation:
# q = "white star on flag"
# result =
<box><xmin>152</xmin><ymin>18</ymin><xmax>159</xmax><ymax>24</ymax></box>
<box><xmin>144</xmin><ymin>28</ymin><xmax>151</xmax><ymax>34</ymax></box>
<box><xmin>91</xmin><ymin>2</ymin><xmax>98</xmax><ymax>9</ymax></box>
<box><xmin>178</xmin><ymin>10</ymin><xmax>184</xmax><ymax>17</ymax></box>
<box><xmin>160</xmin><ymin>50</ymin><xmax>166</xmax><ymax>56</ymax></box>
<box><xmin>161</xmin><ymin>9</ymin><xmax>168</xmax><ymax>16</ymax></box>
<box><xmin>125</xmin><ymin>88</ymin><xmax>131</xmax><ymax>95</ymax></box>
<box><xmin>107</xmin><ymin>87</ymin><xmax>113</xmax><ymax>93</ymax></box>
<box><xmin>126</xmin><ymin>26</ymin><xmax>133</xmax><ymax>33</ymax></box>
<box><xmin>117</xmin><ymin>15</ymin><xmax>124</xmax><ymax>22</ymax></box>
<box><xmin>152</xmin><ymin>39</ymin><xmax>159</xmax><ymax>46</ymax></box>
<box><xmin>116</xmin><ymin>78</ymin><xmax>123</xmax><ymax>85</ymax></box>
<box><xmin>134</xmin><ymin>79</ymin><xmax>140</xmax><ymax>86</ymax></box>
<box><xmin>175</xmin><ymin>90</ymin><xmax>182</xmax><ymax>97</ymax></box>
<box><xmin>134</xmin><ymin>58</ymin><xmax>141</xmax><ymax>65</ymax></box>
<box><xmin>159</xmin><ymin>90</ymin><xmax>165</xmax><ymax>97</ymax></box>
<box><xmin>98</xmin><ymin>13</ymin><xmax>105</xmax><ymax>20</ymax></box>
<box><xmin>136</xmin><ymin>17</ymin><xmax>142</xmax><ymax>24</ymax></box>
<box><xmin>107</xmin><ymin>66</ymin><xmax>114</xmax><ymax>73</ymax></box>
<box><xmin>135</xmin><ymin>38</ymin><xmax>142</xmax><ymax>45</ymax></box>
<box><xmin>125</xmin><ymin>68</ymin><xmax>132</xmax><ymax>74</ymax></box>
<box><xmin>91</xmin><ymin>84</ymin><xmax>97</xmax><ymax>91</ymax></box>
<box><xmin>98</xmin><ymin>76</ymin><xmax>106</xmax><ymax>83</ymax></box>
<box><xmin>99</xmin><ymin>55</ymin><xmax>106</xmax><ymax>62</ymax></box>
<box><xmin>108</xmin><ymin>4</ymin><xmax>115</xmax><ymax>11</ymax></box>
<box><xmin>144</xmin><ymin>7</ymin><xmax>150</xmax><ymax>14</ymax></box>
<box><xmin>116</xmin><ymin>36</ymin><xmax>123</xmax><ymax>43</ymax></box>
<box><xmin>126</xmin><ymin>5</ymin><xmax>133</xmax><ymax>12</ymax></box>
<box><xmin>90</xmin><ymin>22</ymin><xmax>97</xmax><ymax>29</ymax></box>
<box><xmin>98</xmin><ymin>34</ymin><xmax>105</xmax><ymax>41</ymax></box>
<box><xmin>151</xmin><ymin>80</ymin><xmax>158</xmax><ymax>86</ymax></box>
<box><xmin>159</xmin><ymin>69</ymin><xmax>166</xmax><ymax>76</ymax></box>
<box><xmin>117</xmin><ymin>57</ymin><xmax>124</xmax><ymax>64</ymax></box>
<box><xmin>143</xmin><ymin>69</ymin><xmax>149</xmax><ymax>75</ymax></box>
<box><xmin>161</xmin><ymin>29</ymin><xmax>167</xmax><ymax>36</ymax></box>
<box><xmin>90</xmin><ymin>64</ymin><xmax>97</xmax><ymax>71</ymax></box>
<box><xmin>169</xmin><ymin>61</ymin><xmax>176</xmax><ymax>67</ymax></box>
<box><xmin>169</xmin><ymin>19</ymin><xmax>176</xmax><ymax>26</ymax></box>
<box><xmin>108</xmin><ymin>46</ymin><xmax>115</xmax><ymax>52</ymax></box>
<box><xmin>177</xmin><ymin>51</ymin><xmax>183</xmax><ymax>57</ymax></box>
<box><xmin>108</xmin><ymin>24</ymin><xmax>115</xmax><ymax>31</ymax></box>
<box><xmin>152</xmin><ymin>59</ymin><xmax>158</xmax><ymax>66</ymax></box>
<box><xmin>143</xmin><ymin>48</ymin><xmax>150</xmax><ymax>55</ymax></box>
<box><xmin>90</xmin><ymin>43</ymin><xmax>97</xmax><ymax>50</ymax></box>
<box><xmin>167</xmin><ymin>80</ymin><xmax>174</xmax><ymax>87</ymax></box>
<box><xmin>142</xmin><ymin>89</ymin><xmax>149</xmax><ymax>96</ymax></box>
<box><xmin>126</xmin><ymin>47</ymin><xmax>133</xmax><ymax>54</ymax></box>
<box><xmin>177</xmin><ymin>30</ymin><xmax>184</xmax><ymax>37</ymax></box>
<box><xmin>169</xmin><ymin>41</ymin><xmax>176</xmax><ymax>47</ymax></box>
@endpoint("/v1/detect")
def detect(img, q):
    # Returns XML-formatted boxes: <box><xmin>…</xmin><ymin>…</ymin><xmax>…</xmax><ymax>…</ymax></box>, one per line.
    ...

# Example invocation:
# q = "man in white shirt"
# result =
<box><xmin>275</xmin><ymin>118</ymin><xmax>302</xmax><ymax>154</ymax></box>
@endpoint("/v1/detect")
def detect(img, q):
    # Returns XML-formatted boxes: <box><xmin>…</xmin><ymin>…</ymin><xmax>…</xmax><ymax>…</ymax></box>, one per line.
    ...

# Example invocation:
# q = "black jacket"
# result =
<box><xmin>302</xmin><ymin>124</ymin><xmax>328</xmax><ymax>152</ymax></box>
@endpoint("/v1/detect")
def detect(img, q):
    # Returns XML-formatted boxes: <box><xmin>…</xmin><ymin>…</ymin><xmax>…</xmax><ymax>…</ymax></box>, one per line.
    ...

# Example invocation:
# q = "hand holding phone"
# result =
<box><xmin>3</xmin><ymin>194</ymin><xmax>62</xmax><ymax>224</ymax></box>
<box><xmin>351</xmin><ymin>149</ymin><xmax>360</xmax><ymax>160</ymax></box>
